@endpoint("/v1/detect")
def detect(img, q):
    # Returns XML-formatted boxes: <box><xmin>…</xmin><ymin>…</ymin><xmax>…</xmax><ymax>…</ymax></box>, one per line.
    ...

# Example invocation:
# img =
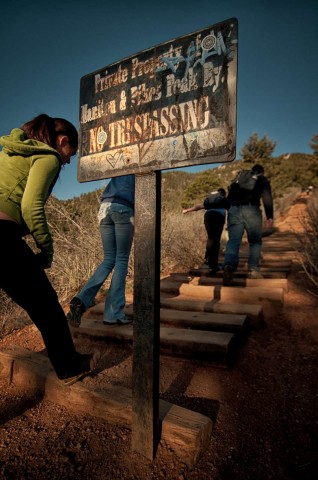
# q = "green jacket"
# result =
<box><xmin>0</xmin><ymin>128</ymin><xmax>62</xmax><ymax>264</ymax></box>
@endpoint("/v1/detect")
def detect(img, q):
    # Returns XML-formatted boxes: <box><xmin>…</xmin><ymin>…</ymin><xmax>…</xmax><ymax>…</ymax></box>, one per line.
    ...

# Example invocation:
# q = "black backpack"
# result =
<box><xmin>234</xmin><ymin>170</ymin><xmax>261</xmax><ymax>190</ymax></box>
<box><xmin>229</xmin><ymin>169</ymin><xmax>262</xmax><ymax>197</ymax></box>
<box><xmin>203</xmin><ymin>191</ymin><xmax>225</xmax><ymax>210</ymax></box>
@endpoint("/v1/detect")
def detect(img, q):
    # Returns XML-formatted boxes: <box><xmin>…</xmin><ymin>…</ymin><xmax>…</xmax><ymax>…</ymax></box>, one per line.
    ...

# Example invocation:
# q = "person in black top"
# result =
<box><xmin>222</xmin><ymin>164</ymin><xmax>273</xmax><ymax>285</ymax></box>
<box><xmin>183</xmin><ymin>188</ymin><xmax>227</xmax><ymax>275</ymax></box>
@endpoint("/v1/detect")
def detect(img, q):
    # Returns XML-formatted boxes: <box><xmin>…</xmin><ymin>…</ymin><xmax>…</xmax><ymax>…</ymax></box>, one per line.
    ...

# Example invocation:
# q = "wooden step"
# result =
<box><xmin>189</xmin><ymin>268</ymin><xmax>288</xmax><ymax>279</ymax></box>
<box><xmin>199</xmin><ymin>263</ymin><xmax>291</xmax><ymax>273</ymax></box>
<box><xmin>0</xmin><ymin>346</ymin><xmax>212</xmax><ymax>467</ymax></box>
<box><xmin>88</xmin><ymin>293</ymin><xmax>263</xmax><ymax>326</ymax></box>
<box><xmin>72</xmin><ymin>318</ymin><xmax>237</xmax><ymax>363</ymax></box>
<box><xmin>160</xmin><ymin>308</ymin><xmax>248</xmax><ymax>333</ymax></box>
<box><xmin>217</xmin><ymin>258</ymin><xmax>292</xmax><ymax>267</ymax></box>
<box><xmin>196</xmin><ymin>276</ymin><xmax>288</xmax><ymax>292</ymax></box>
<box><xmin>88</xmin><ymin>302</ymin><xmax>248</xmax><ymax>334</ymax></box>
<box><xmin>168</xmin><ymin>273</ymin><xmax>288</xmax><ymax>292</ymax></box>
<box><xmin>160</xmin><ymin>295</ymin><xmax>263</xmax><ymax>327</ymax></box>
<box><xmin>160</xmin><ymin>280</ymin><xmax>284</xmax><ymax>305</ymax></box>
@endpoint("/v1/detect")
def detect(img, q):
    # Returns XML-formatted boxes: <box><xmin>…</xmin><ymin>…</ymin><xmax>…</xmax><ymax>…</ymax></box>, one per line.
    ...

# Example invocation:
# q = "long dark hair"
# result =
<box><xmin>21</xmin><ymin>113</ymin><xmax>78</xmax><ymax>150</ymax></box>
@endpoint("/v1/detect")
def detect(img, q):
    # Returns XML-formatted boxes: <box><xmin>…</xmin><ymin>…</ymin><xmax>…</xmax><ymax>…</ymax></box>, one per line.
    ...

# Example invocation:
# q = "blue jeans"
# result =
<box><xmin>223</xmin><ymin>205</ymin><xmax>263</xmax><ymax>272</ymax></box>
<box><xmin>77</xmin><ymin>202</ymin><xmax>134</xmax><ymax>322</ymax></box>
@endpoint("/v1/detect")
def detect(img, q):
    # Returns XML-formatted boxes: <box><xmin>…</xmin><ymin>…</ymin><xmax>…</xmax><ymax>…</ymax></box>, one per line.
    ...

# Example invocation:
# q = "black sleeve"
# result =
<box><xmin>261</xmin><ymin>177</ymin><xmax>274</xmax><ymax>219</ymax></box>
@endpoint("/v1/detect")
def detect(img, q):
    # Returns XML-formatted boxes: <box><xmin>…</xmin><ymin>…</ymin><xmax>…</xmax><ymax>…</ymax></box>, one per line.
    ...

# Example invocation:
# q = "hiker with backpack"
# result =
<box><xmin>222</xmin><ymin>164</ymin><xmax>273</xmax><ymax>286</ymax></box>
<box><xmin>183</xmin><ymin>188</ymin><xmax>227</xmax><ymax>275</ymax></box>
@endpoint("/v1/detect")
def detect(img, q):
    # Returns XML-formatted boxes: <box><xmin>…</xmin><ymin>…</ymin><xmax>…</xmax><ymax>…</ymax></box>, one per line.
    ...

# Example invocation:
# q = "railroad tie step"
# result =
<box><xmin>72</xmin><ymin>318</ymin><xmax>237</xmax><ymax>364</ymax></box>
<box><xmin>160</xmin><ymin>280</ymin><xmax>285</xmax><ymax>305</ymax></box>
<box><xmin>167</xmin><ymin>273</ymin><xmax>288</xmax><ymax>292</ymax></box>
<box><xmin>88</xmin><ymin>302</ymin><xmax>249</xmax><ymax>333</ymax></box>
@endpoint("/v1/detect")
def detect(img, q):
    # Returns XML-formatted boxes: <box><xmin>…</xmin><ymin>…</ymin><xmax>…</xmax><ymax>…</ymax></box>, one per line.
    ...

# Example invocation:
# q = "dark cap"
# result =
<box><xmin>252</xmin><ymin>164</ymin><xmax>264</xmax><ymax>174</ymax></box>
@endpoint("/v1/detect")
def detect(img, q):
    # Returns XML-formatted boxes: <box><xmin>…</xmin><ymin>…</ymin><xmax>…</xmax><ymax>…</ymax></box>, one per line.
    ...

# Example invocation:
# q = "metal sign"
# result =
<box><xmin>78</xmin><ymin>18</ymin><xmax>238</xmax><ymax>181</ymax></box>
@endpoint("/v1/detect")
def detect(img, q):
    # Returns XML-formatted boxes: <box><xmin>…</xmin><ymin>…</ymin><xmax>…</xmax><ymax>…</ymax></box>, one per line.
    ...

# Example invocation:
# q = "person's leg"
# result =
<box><xmin>243</xmin><ymin>206</ymin><xmax>263</xmax><ymax>272</ymax></box>
<box><xmin>68</xmin><ymin>204</ymin><xmax>116</xmax><ymax>328</ymax></box>
<box><xmin>223</xmin><ymin>206</ymin><xmax>244</xmax><ymax>271</ymax></box>
<box><xmin>204</xmin><ymin>211</ymin><xmax>215</xmax><ymax>269</ymax></box>
<box><xmin>0</xmin><ymin>222</ymin><xmax>96</xmax><ymax>380</ymax></box>
<box><xmin>75</xmin><ymin>205</ymin><xmax>115</xmax><ymax>310</ymax></box>
<box><xmin>204</xmin><ymin>211</ymin><xmax>225</xmax><ymax>272</ymax></box>
<box><xmin>104</xmin><ymin>204</ymin><xmax>134</xmax><ymax>323</ymax></box>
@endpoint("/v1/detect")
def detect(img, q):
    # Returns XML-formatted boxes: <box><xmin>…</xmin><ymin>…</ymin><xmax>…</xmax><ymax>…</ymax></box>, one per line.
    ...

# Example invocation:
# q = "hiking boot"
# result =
<box><xmin>117</xmin><ymin>315</ymin><xmax>133</xmax><ymax>325</ymax></box>
<box><xmin>248</xmin><ymin>270</ymin><xmax>264</xmax><ymax>279</ymax></box>
<box><xmin>223</xmin><ymin>265</ymin><xmax>234</xmax><ymax>286</ymax></box>
<box><xmin>103</xmin><ymin>319</ymin><xmax>117</xmax><ymax>326</ymax></box>
<box><xmin>67</xmin><ymin>297</ymin><xmax>85</xmax><ymax>328</ymax></box>
<box><xmin>103</xmin><ymin>315</ymin><xmax>132</xmax><ymax>326</ymax></box>
<box><xmin>62</xmin><ymin>349</ymin><xmax>102</xmax><ymax>386</ymax></box>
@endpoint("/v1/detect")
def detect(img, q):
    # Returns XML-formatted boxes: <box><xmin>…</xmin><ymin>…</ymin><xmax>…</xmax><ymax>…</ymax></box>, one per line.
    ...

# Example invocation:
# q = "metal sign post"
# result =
<box><xmin>78</xmin><ymin>17</ymin><xmax>237</xmax><ymax>461</ymax></box>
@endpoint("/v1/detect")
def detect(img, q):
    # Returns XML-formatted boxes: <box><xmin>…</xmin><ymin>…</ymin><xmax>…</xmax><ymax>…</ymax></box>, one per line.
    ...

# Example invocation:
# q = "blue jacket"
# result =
<box><xmin>100</xmin><ymin>174</ymin><xmax>135</xmax><ymax>209</ymax></box>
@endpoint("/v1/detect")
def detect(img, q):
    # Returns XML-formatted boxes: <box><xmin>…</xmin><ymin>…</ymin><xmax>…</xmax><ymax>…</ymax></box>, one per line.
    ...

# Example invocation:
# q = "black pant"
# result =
<box><xmin>0</xmin><ymin>221</ymin><xmax>87</xmax><ymax>379</ymax></box>
<box><xmin>204</xmin><ymin>211</ymin><xmax>225</xmax><ymax>271</ymax></box>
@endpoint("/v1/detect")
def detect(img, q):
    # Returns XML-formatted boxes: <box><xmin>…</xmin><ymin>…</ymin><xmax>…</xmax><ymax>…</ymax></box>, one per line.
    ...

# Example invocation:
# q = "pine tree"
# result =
<box><xmin>240</xmin><ymin>133</ymin><xmax>276</xmax><ymax>165</ymax></box>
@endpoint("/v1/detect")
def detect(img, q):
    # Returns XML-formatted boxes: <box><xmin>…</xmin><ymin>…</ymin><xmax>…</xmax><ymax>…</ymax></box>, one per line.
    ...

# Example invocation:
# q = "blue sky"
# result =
<box><xmin>1</xmin><ymin>0</ymin><xmax>317</xmax><ymax>200</ymax></box>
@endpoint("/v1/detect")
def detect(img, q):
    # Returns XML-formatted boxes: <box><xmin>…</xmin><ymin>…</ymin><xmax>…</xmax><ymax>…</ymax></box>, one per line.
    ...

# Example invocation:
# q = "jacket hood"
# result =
<box><xmin>0</xmin><ymin>128</ymin><xmax>61</xmax><ymax>159</ymax></box>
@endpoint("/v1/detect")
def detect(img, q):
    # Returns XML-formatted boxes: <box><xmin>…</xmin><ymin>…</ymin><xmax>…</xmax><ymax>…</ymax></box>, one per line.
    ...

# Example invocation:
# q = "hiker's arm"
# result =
<box><xmin>183</xmin><ymin>204</ymin><xmax>204</xmax><ymax>214</ymax></box>
<box><xmin>262</xmin><ymin>178</ymin><xmax>274</xmax><ymax>220</ymax></box>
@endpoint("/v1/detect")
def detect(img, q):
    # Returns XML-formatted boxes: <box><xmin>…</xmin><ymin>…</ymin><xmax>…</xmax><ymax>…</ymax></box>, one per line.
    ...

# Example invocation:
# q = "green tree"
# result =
<box><xmin>310</xmin><ymin>133</ymin><xmax>318</xmax><ymax>157</ymax></box>
<box><xmin>240</xmin><ymin>133</ymin><xmax>276</xmax><ymax>165</ymax></box>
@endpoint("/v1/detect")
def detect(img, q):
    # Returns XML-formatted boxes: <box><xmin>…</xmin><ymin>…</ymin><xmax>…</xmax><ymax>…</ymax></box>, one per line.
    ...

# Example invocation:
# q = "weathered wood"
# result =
<box><xmin>86</xmin><ymin>302</ymin><xmax>248</xmax><ymax>333</ymax></box>
<box><xmin>160</xmin><ymin>280</ymin><xmax>284</xmax><ymax>305</ymax></box>
<box><xmin>216</xmin><ymin>258</ymin><xmax>292</xmax><ymax>267</ymax></box>
<box><xmin>73</xmin><ymin>318</ymin><xmax>236</xmax><ymax>361</ymax></box>
<box><xmin>132</xmin><ymin>172</ymin><xmax>161</xmax><ymax>460</ymax></box>
<box><xmin>0</xmin><ymin>346</ymin><xmax>212</xmax><ymax>467</ymax></box>
<box><xmin>160</xmin><ymin>295</ymin><xmax>263</xmax><ymax>327</ymax></box>
<box><xmin>189</xmin><ymin>268</ymin><xmax>288</xmax><ymax>279</ymax></box>
<box><xmin>159</xmin><ymin>327</ymin><xmax>236</xmax><ymax>361</ymax></box>
<box><xmin>87</xmin><ymin>303</ymin><xmax>249</xmax><ymax>334</ymax></box>
<box><xmin>166</xmin><ymin>273</ymin><xmax>288</xmax><ymax>291</ymax></box>
<box><xmin>0</xmin><ymin>345</ymin><xmax>51</xmax><ymax>390</ymax></box>
<box><xmin>159</xmin><ymin>400</ymin><xmax>213</xmax><ymax>467</ymax></box>
<box><xmin>87</xmin><ymin>293</ymin><xmax>263</xmax><ymax>326</ymax></box>
<box><xmin>159</xmin><ymin>308</ymin><xmax>248</xmax><ymax>333</ymax></box>
<box><xmin>190</xmin><ymin>276</ymin><xmax>289</xmax><ymax>292</ymax></box>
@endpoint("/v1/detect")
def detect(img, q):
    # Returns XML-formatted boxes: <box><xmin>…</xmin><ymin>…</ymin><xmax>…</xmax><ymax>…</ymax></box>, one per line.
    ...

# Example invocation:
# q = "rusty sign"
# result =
<box><xmin>78</xmin><ymin>18</ymin><xmax>238</xmax><ymax>181</ymax></box>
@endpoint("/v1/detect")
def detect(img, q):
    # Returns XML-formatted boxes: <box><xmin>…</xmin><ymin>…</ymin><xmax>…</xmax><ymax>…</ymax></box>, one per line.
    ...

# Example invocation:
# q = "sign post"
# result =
<box><xmin>132</xmin><ymin>171</ymin><xmax>161</xmax><ymax>459</ymax></box>
<box><xmin>78</xmin><ymin>17</ymin><xmax>238</xmax><ymax>460</ymax></box>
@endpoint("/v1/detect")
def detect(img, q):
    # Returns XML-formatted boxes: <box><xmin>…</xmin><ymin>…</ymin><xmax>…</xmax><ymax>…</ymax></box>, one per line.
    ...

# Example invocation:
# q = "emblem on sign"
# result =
<box><xmin>201</xmin><ymin>34</ymin><xmax>216</xmax><ymax>51</ymax></box>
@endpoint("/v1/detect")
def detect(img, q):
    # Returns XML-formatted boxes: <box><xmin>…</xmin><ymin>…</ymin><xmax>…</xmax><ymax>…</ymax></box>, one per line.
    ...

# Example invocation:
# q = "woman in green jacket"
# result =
<box><xmin>0</xmin><ymin>114</ymin><xmax>100</xmax><ymax>385</ymax></box>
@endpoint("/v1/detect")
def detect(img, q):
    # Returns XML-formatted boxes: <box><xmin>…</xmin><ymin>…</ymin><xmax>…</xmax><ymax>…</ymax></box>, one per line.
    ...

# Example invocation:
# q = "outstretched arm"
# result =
<box><xmin>182</xmin><ymin>204</ymin><xmax>204</xmax><ymax>214</ymax></box>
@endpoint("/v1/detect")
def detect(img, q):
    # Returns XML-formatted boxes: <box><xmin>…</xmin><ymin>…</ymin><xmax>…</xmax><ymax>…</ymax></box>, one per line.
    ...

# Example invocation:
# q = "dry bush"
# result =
<box><xmin>299</xmin><ymin>192</ymin><xmax>318</xmax><ymax>292</ymax></box>
<box><xmin>161</xmin><ymin>210</ymin><xmax>205</xmax><ymax>273</ymax></box>
<box><xmin>0</xmin><ymin>290</ymin><xmax>31</xmax><ymax>339</ymax></box>
<box><xmin>45</xmin><ymin>196</ymin><xmax>104</xmax><ymax>305</ymax></box>
<box><xmin>161</xmin><ymin>209</ymin><xmax>226</xmax><ymax>274</ymax></box>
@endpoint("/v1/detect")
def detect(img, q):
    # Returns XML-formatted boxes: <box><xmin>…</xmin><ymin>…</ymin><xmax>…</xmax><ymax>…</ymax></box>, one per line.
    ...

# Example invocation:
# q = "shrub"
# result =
<box><xmin>299</xmin><ymin>191</ymin><xmax>318</xmax><ymax>293</ymax></box>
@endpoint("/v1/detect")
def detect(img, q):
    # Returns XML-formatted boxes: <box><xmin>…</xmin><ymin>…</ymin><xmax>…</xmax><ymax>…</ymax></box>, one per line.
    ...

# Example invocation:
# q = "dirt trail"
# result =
<box><xmin>0</xmin><ymin>195</ymin><xmax>318</xmax><ymax>480</ymax></box>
